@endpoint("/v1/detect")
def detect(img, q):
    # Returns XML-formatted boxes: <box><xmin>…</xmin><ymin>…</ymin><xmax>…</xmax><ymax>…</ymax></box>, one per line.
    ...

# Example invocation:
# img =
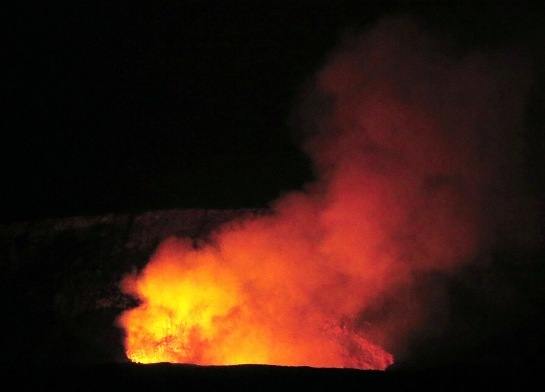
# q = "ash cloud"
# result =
<box><xmin>297</xmin><ymin>16</ymin><xmax>540</xmax><ymax>364</ymax></box>
<box><xmin>120</xmin><ymin>16</ymin><xmax>543</xmax><ymax>368</ymax></box>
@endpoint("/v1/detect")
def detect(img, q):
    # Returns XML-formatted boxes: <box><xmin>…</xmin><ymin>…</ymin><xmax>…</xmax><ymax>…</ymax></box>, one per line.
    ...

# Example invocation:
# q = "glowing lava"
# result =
<box><xmin>118</xmin><ymin>224</ymin><xmax>395</xmax><ymax>370</ymax></box>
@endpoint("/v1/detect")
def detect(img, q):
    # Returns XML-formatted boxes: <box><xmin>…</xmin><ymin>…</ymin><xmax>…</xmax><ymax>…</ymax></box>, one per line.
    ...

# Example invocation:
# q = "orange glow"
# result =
<box><xmin>118</xmin><ymin>211</ymin><xmax>395</xmax><ymax>369</ymax></box>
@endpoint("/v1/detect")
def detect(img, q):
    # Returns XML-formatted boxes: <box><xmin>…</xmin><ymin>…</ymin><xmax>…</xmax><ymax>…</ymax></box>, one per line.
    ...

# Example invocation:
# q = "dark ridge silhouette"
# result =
<box><xmin>3</xmin><ymin>363</ymin><xmax>541</xmax><ymax>391</ymax></box>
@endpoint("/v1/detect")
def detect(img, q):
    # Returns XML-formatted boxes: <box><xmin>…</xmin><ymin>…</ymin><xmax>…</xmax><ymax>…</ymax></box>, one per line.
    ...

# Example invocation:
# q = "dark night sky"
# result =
<box><xmin>5</xmin><ymin>1</ymin><xmax>545</xmax><ymax>222</ymax></box>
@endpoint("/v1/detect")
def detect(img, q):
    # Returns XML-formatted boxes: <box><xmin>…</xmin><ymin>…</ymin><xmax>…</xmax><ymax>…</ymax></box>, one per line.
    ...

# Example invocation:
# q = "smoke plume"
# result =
<box><xmin>118</xmin><ymin>17</ymin><xmax>536</xmax><ymax>368</ymax></box>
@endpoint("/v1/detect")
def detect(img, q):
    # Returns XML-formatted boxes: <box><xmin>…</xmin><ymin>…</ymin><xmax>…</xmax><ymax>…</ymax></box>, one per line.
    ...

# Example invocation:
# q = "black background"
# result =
<box><xmin>5</xmin><ymin>1</ymin><xmax>545</xmax><ymax>222</ymax></box>
<box><xmin>3</xmin><ymin>1</ymin><xmax>545</xmax><ymax>378</ymax></box>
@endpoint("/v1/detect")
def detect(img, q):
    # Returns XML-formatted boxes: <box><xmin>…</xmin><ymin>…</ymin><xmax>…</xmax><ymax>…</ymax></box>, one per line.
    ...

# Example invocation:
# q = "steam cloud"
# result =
<box><xmin>119</xmin><ymin>17</ymin><xmax>537</xmax><ymax>368</ymax></box>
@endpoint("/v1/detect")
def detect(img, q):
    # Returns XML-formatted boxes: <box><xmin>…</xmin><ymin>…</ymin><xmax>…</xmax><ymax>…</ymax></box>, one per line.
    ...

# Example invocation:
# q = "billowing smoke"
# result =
<box><xmin>118</xmin><ymin>17</ymin><xmax>537</xmax><ymax>369</ymax></box>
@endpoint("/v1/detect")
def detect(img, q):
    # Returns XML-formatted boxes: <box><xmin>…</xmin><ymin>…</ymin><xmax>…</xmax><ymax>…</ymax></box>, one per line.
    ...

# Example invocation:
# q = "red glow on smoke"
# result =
<box><xmin>118</xmin><ymin>18</ymin><xmax>531</xmax><ymax>369</ymax></box>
